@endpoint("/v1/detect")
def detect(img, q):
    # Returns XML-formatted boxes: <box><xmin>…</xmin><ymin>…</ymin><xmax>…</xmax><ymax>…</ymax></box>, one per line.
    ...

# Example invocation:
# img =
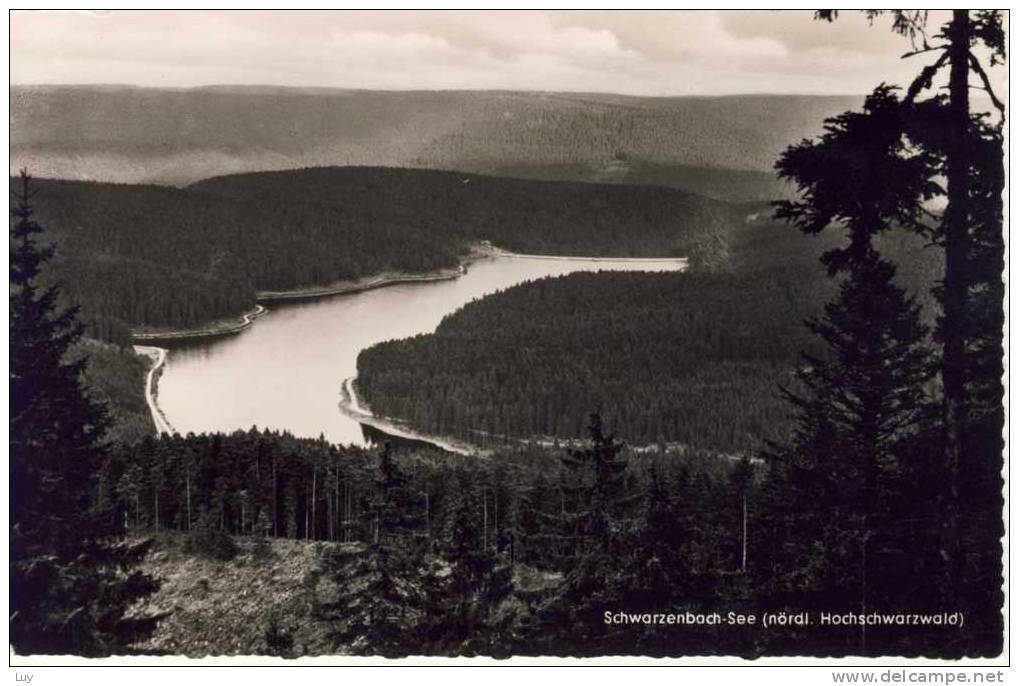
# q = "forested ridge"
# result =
<box><xmin>12</xmin><ymin>86</ymin><xmax>854</xmax><ymax>199</ymax></box>
<box><xmin>491</xmin><ymin>160</ymin><xmax>793</xmax><ymax>202</ymax></box>
<box><xmin>357</xmin><ymin>219</ymin><xmax>941</xmax><ymax>452</ymax></box>
<box><xmin>26</xmin><ymin>168</ymin><xmax>732</xmax><ymax>342</ymax></box>
<box><xmin>189</xmin><ymin>166</ymin><xmax>731</xmax><ymax>259</ymax></box>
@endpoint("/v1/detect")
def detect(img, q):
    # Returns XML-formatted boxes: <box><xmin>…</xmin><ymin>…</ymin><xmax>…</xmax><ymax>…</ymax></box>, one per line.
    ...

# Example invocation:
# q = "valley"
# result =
<box><xmin>9</xmin><ymin>10</ymin><xmax>1006</xmax><ymax>662</ymax></box>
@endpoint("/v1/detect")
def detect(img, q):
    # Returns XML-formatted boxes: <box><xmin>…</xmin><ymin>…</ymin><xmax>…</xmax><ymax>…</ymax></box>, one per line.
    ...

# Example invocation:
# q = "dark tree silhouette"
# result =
<box><xmin>314</xmin><ymin>443</ymin><xmax>433</xmax><ymax>657</ymax></box>
<box><xmin>559</xmin><ymin>413</ymin><xmax>629</xmax><ymax>553</ymax></box>
<box><xmin>10</xmin><ymin>171</ymin><xmax>160</xmax><ymax>655</ymax></box>
<box><xmin>531</xmin><ymin>414</ymin><xmax>633</xmax><ymax>653</ymax></box>
<box><xmin>815</xmin><ymin>11</ymin><xmax>1006</xmax><ymax>625</ymax></box>
<box><xmin>430</xmin><ymin>480</ymin><xmax>514</xmax><ymax>655</ymax></box>
<box><xmin>772</xmin><ymin>90</ymin><xmax>937</xmax><ymax>654</ymax></box>
<box><xmin>775</xmin><ymin>86</ymin><xmax>939</xmax><ymax>274</ymax></box>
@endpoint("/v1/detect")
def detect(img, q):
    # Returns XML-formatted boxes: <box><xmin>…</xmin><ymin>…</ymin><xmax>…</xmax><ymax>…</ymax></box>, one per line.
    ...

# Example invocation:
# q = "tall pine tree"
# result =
<box><xmin>558</xmin><ymin>412</ymin><xmax>629</xmax><ymax>553</ymax></box>
<box><xmin>10</xmin><ymin>171</ymin><xmax>160</xmax><ymax>655</ymax></box>
<box><xmin>535</xmin><ymin>413</ymin><xmax>631</xmax><ymax>654</ymax></box>
<box><xmin>314</xmin><ymin>443</ymin><xmax>432</xmax><ymax>656</ymax></box>
<box><xmin>812</xmin><ymin>11</ymin><xmax>1006</xmax><ymax>653</ymax></box>
<box><xmin>430</xmin><ymin>478</ymin><xmax>514</xmax><ymax>655</ymax></box>
<box><xmin>769</xmin><ymin>91</ymin><xmax>937</xmax><ymax>654</ymax></box>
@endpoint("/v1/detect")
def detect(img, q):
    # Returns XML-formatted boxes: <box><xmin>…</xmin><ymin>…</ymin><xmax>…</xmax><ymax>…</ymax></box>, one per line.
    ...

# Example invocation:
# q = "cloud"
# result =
<box><xmin>8</xmin><ymin>10</ymin><xmax>1006</xmax><ymax>97</ymax></box>
<box><xmin>550</xmin><ymin>11</ymin><xmax>789</xmax><ymax>64</ymax></box>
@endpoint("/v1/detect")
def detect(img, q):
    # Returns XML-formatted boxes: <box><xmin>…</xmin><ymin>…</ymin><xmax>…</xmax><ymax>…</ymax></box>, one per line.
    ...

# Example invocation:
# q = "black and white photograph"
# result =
<box><xmin>7</xmin><ymin>7</ymin><xmax>1009</xmax><ymax>672</ymax></box>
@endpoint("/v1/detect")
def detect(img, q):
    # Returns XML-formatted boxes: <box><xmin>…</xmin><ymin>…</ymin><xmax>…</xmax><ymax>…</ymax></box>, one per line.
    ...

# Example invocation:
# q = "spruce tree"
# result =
<box><xmin>812</xmin><ymin>12</ymin><xmax>1006</xmax><ymax>652</ymax></box>
<box><xmin>431</xmin><ymin>480</ymin><xmax>514</xmax><ymax>655</ymax></box>
<box><xmin>10</xmin><ymin>171</ymin><xmax>160</xmax><ymax>655</ymax></box>
<box><xmin>903</xmin><ymin>98</ymin><xmax>1006</xmax><ymax>650</ymax></box>
<box><xmin>558</xmin><ymin>412</ymin><xmax>629</xmax><ymax>553</ymax></box>
<box><xmin>314</xmin><ymin>443</ymin><xmax>432</xmax><ymax>656</ymax></box>
<box><xmin>537</xmin><ymin>413</ymin><xmax>630</xmax><ymax>654</ymax></box>
<box><xmin>771</xmin><ymin>253</ymin><xmax>932</xmax><ymax>604</ymax></box>
<box><xmin>770</xmin><ymin>92</ymin><xmax>936</xmax><ymax>653</ymax></box>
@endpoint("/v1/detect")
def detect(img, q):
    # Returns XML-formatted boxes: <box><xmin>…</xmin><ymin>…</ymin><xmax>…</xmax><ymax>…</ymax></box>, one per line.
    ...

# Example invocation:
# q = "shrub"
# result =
<box><xmin>184</xmin><ymin>515</ymin><xmax>239</xmax><ymax>561</ymax></box>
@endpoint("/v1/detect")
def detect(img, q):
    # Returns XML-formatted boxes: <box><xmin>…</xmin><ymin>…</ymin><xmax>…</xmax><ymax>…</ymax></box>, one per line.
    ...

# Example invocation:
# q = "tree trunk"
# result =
<box><xmin>860</xmin><ymin>527</ymin><xmax>868</xmax><ymax>653</ymax></box>
<box><xmin>272</xmin><ymin>456</ymin><xmax>278</xmax><ymax>538</ymax></box>
<box><xmin>310</xmin><ymin>467</ymin><xmax>317</xmax><ymax>540</ymax></box>
<box><xmin>343</xmin><ymin>480</ymin><xmax>348</xmax><ymax>543</ymax></box>
<box><xmin>940</xmin><ymin>7</ymin><xmax>972</xmax><ymax>602</ymax></box>
<box><xmin>345</xmin><ymin>481</ymin><xmax>353</xmax><ymax>543</ymax></box>
<box><xmin>740</xmin><ymin>494</ymin><xmax>748</xmax><ymax>573</ymax></box>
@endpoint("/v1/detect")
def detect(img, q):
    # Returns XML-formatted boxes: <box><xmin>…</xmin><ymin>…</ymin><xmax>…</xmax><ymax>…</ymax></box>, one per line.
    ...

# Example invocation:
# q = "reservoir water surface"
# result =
<box><xmin>156</xmin><ymin>254</ymin><xmax>686</xmax><ymax>446</ymax></box>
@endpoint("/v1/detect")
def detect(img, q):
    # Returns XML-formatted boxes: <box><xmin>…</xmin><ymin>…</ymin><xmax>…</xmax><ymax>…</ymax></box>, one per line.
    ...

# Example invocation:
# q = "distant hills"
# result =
<box><xmin>11</xmin><ymin>86</ymin><xmax>859</xmax><ymax>201</ymax></box>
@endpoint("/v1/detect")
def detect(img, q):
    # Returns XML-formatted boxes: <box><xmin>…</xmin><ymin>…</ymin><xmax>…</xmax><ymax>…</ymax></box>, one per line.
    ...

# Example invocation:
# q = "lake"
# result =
<box><xmin>156</xmin><ymin>254</ymin><xmax>686</xmax><ymax>447</ymax></box>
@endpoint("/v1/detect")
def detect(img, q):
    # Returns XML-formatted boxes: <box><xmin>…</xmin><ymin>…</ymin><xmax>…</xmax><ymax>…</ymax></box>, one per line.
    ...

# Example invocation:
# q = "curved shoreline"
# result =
<box><xmin>129</xmin><ymin>248</ymin><xmax>490</xmax><ymax>344</ymax></box>
<box><xmin>133</xmin><ymin>345</ymin><xmax>176</xmax><ymax>436</ymax></box>
<box><xmin>338</xmin><ymin>379</ymin><xmax>754</xmax><ymax>463</ymax></box>
<box><xmin>255</xmin><ymin>266</ymin><xmax>465</xmax><ymax>303</ymax></box>
<box><xmin>134</xmin><ymin>245</ymin><xmax>687</xmax><ymax>444</ymax></box>
<box><xmin>128</xmin><ymin>267</ymin><xmax>469</xmax><ymax>344</ymax></box>
<box><xmin>127</xmin><ymin>243</ymin><xmax>686</xmax><ymax>345</ymax></box>
<box><xmin>129</xmin><ymin>259</ymin><xmax>483</xmax><ymax>439</ymax></box>
<box><xmin>132</xmin><ymin>305</ymin><xmax>268</xmax><ymax>344</ymax></box>
<box><xmin>487</xmin><ymin>247</ymin><xmax>690</xmax><ymax>264</ymax></box>
<box><xmin>338</xmin><ymin>377</ymin><xmax>483</xmax><ymax>457</ymax></box>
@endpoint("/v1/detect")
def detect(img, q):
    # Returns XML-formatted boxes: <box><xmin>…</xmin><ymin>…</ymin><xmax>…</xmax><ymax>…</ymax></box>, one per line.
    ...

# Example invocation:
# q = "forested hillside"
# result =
<box><xmin>12</xmin><ymin>86</ymin><xmax>856</xmax><ymax>200</ymax></box>
<box><xmin>100</xmin><ymin>429</ymin><xmax>761</xmax><ymax>655</ymax></box>
<box><xmin>95</xmin><ymin>429</ymin><xmax>767</xmax><ymax>655</ymax></box>
<box><xmin>27</xmin><ymin>168</ymin><xmax>732</xmax><ymax>339</ymax></box>
<box><xmin>99</xmin><ymin>427</ymin><xmax>989</xmax><ymax>657</ymax></box>
<box><xmin>190</xmin><ymin>167</ymin><xmax>731</xmax><ymax>259</ymax></box>
<box><xmin>357</xmin><ymin>219</ymin><xmax>942</xmax><ymax>453</ymax></box>
<box><xmin>75</xmin><ymin>338</ymin><xmax>154</xmax><ymax>444</ymax></box>
<box><xmin>491</xmin><ymin>160</ymin><xmax>793</xmax><ymax>202</ymax></box>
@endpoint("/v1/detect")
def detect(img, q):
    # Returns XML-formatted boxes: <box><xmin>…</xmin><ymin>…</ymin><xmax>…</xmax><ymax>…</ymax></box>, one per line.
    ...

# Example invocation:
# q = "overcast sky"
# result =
<box><xmin>9</xmin><ymin>10</ymin><xmax>1004</xmax><ymax>96</ymax></box>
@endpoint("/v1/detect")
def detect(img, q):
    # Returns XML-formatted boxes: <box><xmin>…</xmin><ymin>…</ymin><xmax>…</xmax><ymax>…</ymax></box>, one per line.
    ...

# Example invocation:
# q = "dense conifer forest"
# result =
<box><xmin>90</xmin><ymin>422</ymin><xmax>998</xmax><ymax>657</ymax></box>
<box><xmin>74</xmin><ymin>338</ymin><xmax>154</xmax><ymax>444</ymax></box>
<box><xmin>94</xmin><ymin>428</ymin><xmax>764</xmax><ymax>655</ymax></box>
<box><xmin>27</xmin><ymin>169</ymin><xmax>732</xmax><ymax>338</ymax></box>
<box><xmin>356</xmin><ymin>219</ymin><xmax>941</xmax><ymax>452</ymax></box>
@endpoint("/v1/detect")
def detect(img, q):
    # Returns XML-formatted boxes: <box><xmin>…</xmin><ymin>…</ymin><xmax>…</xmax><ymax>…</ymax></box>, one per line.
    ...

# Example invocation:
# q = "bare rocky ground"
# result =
<box><xmin>130</xmin><ymin>534</ymin><xmax>340</xmax><ymax>657</ymax></box>
<box><xmin>128</xmin><ymin>532</ymin><xmax>561</xmax><ymax>658</ymax></box>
